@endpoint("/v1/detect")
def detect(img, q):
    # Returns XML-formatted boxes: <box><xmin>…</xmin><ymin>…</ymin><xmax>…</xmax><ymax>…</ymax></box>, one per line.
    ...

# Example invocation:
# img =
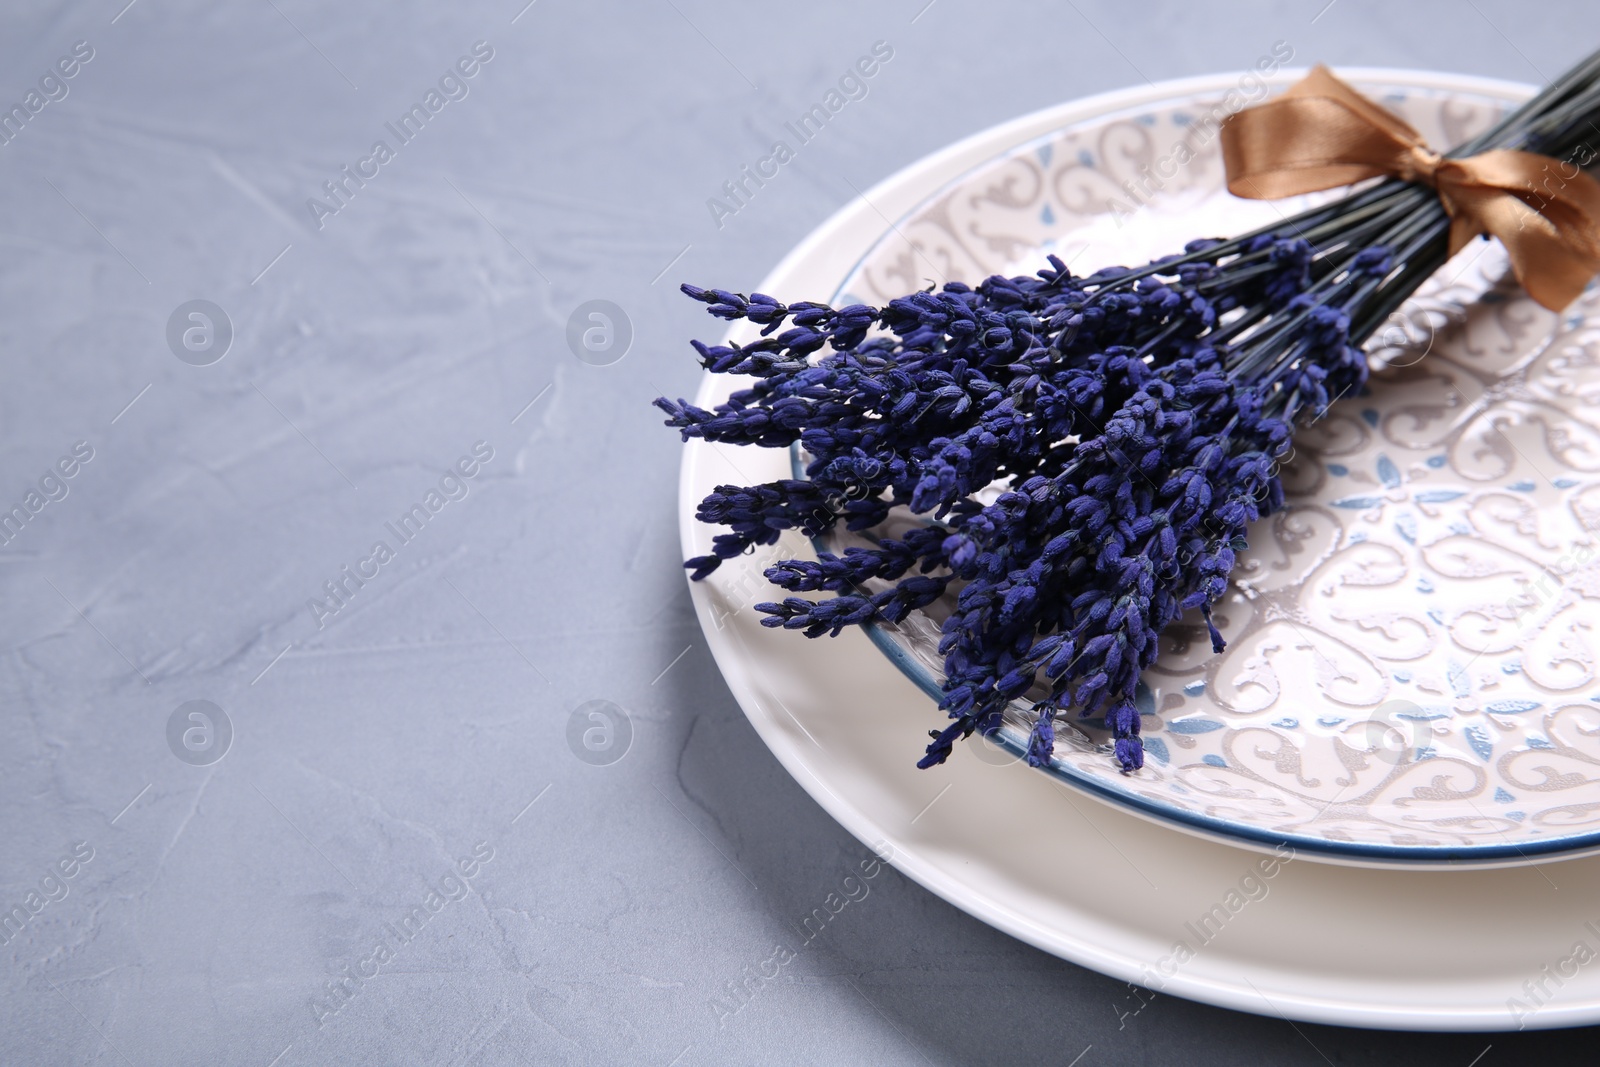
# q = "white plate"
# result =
<box><xmin>677</xmin><ymin>69</ymin><xmax>1600</xmax><ymax>1029</ymax></box>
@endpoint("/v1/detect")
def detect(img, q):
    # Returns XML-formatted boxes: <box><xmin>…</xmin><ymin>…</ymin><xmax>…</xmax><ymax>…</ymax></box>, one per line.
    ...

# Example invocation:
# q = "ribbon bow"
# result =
<box><xmin>1219</xmin><ymin>65</ymin><xmax>1600</xmax><ymax>311</ymax></box>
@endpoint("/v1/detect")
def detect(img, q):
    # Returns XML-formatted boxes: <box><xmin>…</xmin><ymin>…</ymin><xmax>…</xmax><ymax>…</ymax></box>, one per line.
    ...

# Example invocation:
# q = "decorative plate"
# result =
<box><xmin>789</xmin><ymin>76</ymin><xmax>1600</xmax><ymax>866</ymax></box>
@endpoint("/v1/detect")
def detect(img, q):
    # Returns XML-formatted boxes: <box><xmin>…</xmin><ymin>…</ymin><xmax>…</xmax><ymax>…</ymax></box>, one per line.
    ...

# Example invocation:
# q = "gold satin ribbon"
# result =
<box><xmin>1219</xmin><ymin>65</ymin><xmax>1600</xmax><ymax>310</ymax></box>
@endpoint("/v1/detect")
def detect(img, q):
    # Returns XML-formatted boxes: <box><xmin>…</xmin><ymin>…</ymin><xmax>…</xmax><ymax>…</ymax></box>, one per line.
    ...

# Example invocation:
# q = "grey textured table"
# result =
<box><xmin>1</xmin><ymin>1</ymin><xmax>1595</xmax><ymax>1064</ymax></box>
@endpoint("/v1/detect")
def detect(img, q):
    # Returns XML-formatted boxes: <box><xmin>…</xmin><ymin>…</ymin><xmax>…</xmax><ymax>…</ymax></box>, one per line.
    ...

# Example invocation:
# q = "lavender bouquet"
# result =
<box><xmin>657</xmin><ymin>53</ymin><xmax>1600</xmax><ymax>774</ymax></box>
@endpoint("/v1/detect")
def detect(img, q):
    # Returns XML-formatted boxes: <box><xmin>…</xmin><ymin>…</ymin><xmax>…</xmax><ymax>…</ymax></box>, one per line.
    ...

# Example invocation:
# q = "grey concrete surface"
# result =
<box><xmin>0</xmin><ymin>0</ymin><xmax>1594</xmax><ymax>1063</ymax></box>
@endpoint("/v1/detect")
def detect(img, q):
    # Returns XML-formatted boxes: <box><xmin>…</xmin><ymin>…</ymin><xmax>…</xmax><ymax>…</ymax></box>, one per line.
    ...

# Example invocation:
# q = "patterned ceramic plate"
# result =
<box><xmin>799</xmin><ymin>75</ymin><xmax>1600</xmax><ymax>866</ymax></box>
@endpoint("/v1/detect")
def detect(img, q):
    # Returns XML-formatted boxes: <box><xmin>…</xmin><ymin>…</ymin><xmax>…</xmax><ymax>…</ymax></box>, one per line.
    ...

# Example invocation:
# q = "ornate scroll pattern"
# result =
<box><xmin>822</xmin><ymin>83</ymin><xmax>1600</xmax><ymax>853</ymax></box>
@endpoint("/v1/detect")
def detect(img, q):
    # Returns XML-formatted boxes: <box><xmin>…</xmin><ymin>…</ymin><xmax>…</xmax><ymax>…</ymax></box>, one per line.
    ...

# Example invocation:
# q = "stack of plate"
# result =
<box><xmin>677</xmin><ymin>69</ymin><xmax>1600</xmax><ymax>1030</ymax></box>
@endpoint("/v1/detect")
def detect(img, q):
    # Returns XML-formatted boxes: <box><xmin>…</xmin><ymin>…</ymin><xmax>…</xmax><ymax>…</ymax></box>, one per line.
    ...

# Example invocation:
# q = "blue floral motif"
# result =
<box><xmin>1464</xmin><ymin>724</ymin><xmax>1494</xmax><ymax>762</ymax></box>
<box><xmin>1484</xmin><ymin>699</ymin><xmax>1542</xmax><ymax>714</ymax></box>
<box><xmin>1377</xmin><ymin>454</ymin><xmax>1401</xmax><ymax>488</ymax></box>
<box><xmin>1168</xmin><ymin>718</ymin><xmax>1226</xmax><ymax>734</ymax></box>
